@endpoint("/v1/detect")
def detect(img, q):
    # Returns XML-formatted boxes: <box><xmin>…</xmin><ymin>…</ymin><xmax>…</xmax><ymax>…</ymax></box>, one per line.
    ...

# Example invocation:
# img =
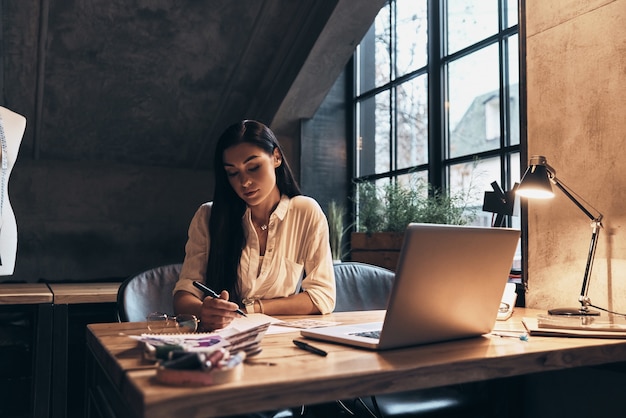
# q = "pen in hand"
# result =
<box><xmin>293</xmin><ymin>339</ymin><xmax>327</xmax><ymax>357</ymax></box>
<box><xmin>192</xmin><ymin>281</ymin><xmax>247</xmax><ymax>317</ymax></box>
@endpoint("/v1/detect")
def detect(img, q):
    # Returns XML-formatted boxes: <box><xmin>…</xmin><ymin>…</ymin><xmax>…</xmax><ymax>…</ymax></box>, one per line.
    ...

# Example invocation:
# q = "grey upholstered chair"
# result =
<box><xmin>334</xmin><ymin>261</ymin><xmax>394</xmax><ymax>312</ymax></box>
<box><xmin>116</xmin><ymin>263</ymin><xmax>182</xmax><ymax>322</ymax></box>
<box><xmin>333</xmin><ymin>261</ymin><xmax>487</xmax><ymax>418</ymax></box>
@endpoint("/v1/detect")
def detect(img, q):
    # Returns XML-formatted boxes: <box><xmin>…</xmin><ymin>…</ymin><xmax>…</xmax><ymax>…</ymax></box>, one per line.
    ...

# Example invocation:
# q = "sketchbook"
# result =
<box><xmin>134</xmin><ymin>315</ymin><xmax>273</xmax><ymax>358</ymax></box>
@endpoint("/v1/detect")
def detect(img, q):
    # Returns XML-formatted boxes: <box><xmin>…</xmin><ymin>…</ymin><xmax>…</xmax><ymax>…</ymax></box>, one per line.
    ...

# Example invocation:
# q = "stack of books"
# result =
<box><xmin>523</xmin><ymin>314</ymin><xmax>626</xmax><ymax>338</ymax></box>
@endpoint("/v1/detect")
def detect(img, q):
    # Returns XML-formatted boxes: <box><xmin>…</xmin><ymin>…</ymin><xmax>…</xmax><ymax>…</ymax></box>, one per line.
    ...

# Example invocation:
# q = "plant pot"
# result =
<box><xmin>350</xmin><ymin>232</ymin><xmax>404</xmax><ymax>272</ymax></box>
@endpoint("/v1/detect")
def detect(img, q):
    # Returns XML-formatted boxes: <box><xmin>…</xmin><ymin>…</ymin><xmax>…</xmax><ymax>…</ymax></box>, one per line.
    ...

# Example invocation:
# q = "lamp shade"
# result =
<box><xmin>517</xmin><ymin>159</ymin><xmax>554</xmax><ymax>199</ymax></box>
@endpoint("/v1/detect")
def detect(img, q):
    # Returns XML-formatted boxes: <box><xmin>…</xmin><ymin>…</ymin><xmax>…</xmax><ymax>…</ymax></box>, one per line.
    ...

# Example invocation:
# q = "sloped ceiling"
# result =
<box><xmin>2</xmin><ymin>0</ymin><xmax>383</xmax><ymax>170</ymax></box>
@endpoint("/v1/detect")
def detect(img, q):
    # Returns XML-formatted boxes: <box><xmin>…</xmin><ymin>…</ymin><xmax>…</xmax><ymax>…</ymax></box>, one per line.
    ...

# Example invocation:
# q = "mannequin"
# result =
<box><xmin>0</xmin><ymin>106</ymin><xmax>26</xmax><ymax>276</ymax></box>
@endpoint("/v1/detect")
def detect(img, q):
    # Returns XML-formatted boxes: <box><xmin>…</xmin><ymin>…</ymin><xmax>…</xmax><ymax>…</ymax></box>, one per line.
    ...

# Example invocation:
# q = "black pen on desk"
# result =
<box><xmin>293</xmin><ymin>339</ymin><xmax>327</xmax><ymax>357</ymax></box>
<box><xmin>192</xmin><ymin>281</ymin><xmax>247</xmax><ymax>317</ymax></box>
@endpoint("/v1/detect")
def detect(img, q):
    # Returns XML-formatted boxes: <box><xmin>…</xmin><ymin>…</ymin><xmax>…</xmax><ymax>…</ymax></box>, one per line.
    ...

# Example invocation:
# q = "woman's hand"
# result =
<box><xmin>199</xmin><ymin>290</ymin><xmax>241</xmax><ymax>331</ymax></box>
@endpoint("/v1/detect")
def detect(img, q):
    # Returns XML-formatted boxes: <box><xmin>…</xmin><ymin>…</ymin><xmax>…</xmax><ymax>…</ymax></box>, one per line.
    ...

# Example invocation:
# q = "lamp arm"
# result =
<box><xmin>579</xmin><ymin>223</ymin><xmax>601</xmax><ymax>310</ymax></box>
<box><xmin>550</xmin><ymin>176</ymin><xmax>602</xmax><ymax>223</ymax></box>
<box><xmin>550</xmin><ymin>175</ymin><xmax>603</xmax><ymax>312</ymax></box>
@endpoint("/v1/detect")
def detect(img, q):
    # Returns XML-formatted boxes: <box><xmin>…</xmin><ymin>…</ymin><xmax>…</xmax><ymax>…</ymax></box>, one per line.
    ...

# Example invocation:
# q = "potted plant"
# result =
<box><xmin>351</xmin><ymin>178</ymin><xmax>477</xmax><ymax>270</ymax></box>
<box><xmin>327</xmin><ymin>200</ymin><xmax>352</xmax><ymax>262</ymax></box>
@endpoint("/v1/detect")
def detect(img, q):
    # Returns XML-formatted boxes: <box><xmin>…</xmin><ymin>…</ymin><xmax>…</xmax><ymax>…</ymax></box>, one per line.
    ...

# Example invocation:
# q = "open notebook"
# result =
<box><xmin>301</xmin><ymin>223</ymin><xmax>520</xmax><ymax>350</ymax></box>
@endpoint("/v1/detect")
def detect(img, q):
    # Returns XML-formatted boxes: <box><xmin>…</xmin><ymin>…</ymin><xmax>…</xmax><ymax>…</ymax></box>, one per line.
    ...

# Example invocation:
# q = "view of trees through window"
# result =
<box><xmin>354</xmin><ymin>0</ymin><xmax>521</xmax><ymax>239</ymax></box>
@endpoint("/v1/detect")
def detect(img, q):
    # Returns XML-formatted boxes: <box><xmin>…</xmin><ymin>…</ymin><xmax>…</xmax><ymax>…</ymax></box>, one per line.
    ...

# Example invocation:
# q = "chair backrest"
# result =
<box><xmin>333</xmin><ymin>261</ymin><xmax>395</xmax><ymax>312</ymax></box>
<box><xmin>116</xmin><ymin>263</ymin><xmax>182</xmax><ymax>322</ymax></box>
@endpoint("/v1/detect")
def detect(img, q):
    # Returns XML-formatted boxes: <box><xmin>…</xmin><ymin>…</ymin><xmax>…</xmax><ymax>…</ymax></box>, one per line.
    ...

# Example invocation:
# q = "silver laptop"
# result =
<box><xmin>301</xmin><ymin>223</ymin><xmax>520</xmax><ymax>350</ymax></box>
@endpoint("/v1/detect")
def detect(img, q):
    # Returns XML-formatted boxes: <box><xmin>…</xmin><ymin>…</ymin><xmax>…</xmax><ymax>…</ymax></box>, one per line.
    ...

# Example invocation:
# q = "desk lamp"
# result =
<box><xmin>517</xmin><ymin>155</ymin><xmax>603</xmax><ymax>316</ymax></box>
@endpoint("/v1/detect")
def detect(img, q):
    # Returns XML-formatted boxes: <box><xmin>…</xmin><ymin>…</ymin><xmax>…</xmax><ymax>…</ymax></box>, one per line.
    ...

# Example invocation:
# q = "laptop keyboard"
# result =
<box><xmin>350</xmin><ymin>330</ymin><xmax>381</xmax><ymax>339</ymax></box>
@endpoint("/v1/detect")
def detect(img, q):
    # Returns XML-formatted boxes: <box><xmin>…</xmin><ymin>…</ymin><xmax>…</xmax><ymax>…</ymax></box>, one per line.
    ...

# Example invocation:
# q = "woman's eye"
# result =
<box><xmin>248</xmin><ymin>165</ymin><xmax>260</xmax><ymax>172</ymax></box>
<box><xmin>226</xmin><ymin>171</ymin><xmax>238</xmax><ymax>178</ymax></box>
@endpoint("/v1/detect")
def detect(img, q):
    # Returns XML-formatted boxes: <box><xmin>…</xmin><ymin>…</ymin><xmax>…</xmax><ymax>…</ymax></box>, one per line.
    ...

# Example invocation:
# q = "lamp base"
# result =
<box><xmin>548</xmin><ymin>307</ymin><xmax>600</xmax><ymax>316</ymax></box>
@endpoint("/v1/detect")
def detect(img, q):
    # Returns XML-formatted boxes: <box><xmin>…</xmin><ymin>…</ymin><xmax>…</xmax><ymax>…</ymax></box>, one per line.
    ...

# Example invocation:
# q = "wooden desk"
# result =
<box><xmin>0</xmin><ymin>283</ymin><xmax>53</xmax><ymax>418</ymax></box>
<box><xmin>49</xmin><ymin>282</ymin><xmax>120</xmax><ymax>305</ymax></box>
<box><xmin>48</xmin><ymin>282</ymin><xmax>121</xmax><ymax>418</ymax></box>
<box><xmin>85</xmin><ymin>308</ymin><xmax>626</xmax><ymax>418</ymax></box>
<box><xmin>0</xmin><ymin>282</ymin><xmax>53</xmax><ymax>304</ymax></box>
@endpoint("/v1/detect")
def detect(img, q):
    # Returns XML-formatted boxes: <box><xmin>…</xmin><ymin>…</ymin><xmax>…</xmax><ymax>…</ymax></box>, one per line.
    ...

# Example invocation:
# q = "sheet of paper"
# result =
<box><xmin>229</xmin><ymin>313</ymin><xmax>299</xmax><ymax>335</ymax></box>
<box><xmin>272</xmin><ymin>319</ymin><xmax>342</xmax><ymax>329</ymax></box>
<box><xmin>497</xmin><ymin>283</ymin><xmax>517</xmax><ymax>321</ymax></box>
<box><xmin>228</xmin><ymin>313</ymin><xmax>280</xmax><ymax>332</ymax></box>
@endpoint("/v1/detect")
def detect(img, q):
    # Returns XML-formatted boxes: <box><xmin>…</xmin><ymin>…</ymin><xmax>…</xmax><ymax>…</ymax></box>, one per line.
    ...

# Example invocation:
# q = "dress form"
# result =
<box><xmin>0</xmin><ymin>106</ymin><xmax>26</xmax><ymax>276</ymax></box>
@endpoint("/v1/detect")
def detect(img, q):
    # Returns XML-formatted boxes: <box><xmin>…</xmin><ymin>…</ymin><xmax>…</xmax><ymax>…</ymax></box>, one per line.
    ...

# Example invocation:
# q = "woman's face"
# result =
<box><xmin>223</xmin><ymin>142</ymin><xmax>281</xmax><ymax>207</ymax></box>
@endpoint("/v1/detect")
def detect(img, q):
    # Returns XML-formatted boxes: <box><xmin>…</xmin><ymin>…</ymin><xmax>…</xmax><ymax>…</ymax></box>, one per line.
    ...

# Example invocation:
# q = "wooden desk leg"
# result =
<box><xmin>51</xmin><ymin>303</ymin><xmax>69</xmax><ymax>418</ymax></box>
<box><xmin>32</xmin><ymin>303</ymin><xmax>53</xmax><ymax>418</ymax></box>
<box><xmin>85</xmin><ymin>342</ymin><xmax>135</xmax><ymax>418</ymax></box>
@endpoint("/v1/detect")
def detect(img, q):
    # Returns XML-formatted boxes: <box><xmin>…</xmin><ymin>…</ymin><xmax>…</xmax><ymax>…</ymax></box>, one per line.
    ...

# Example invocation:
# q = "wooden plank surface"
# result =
<box><xmin>48</xmin><ymin>282</ymin><xmax>121</xmax><ymax>304</ymax></box>
<box><xmin>0</xmin><ymin>283</ymin><xmax>53</xmax><ymax>304</ymax></box>
<box><xmin>87</xmin><ymin>309</ymin><xmax>626</xmax><ymax>417</ymax></box>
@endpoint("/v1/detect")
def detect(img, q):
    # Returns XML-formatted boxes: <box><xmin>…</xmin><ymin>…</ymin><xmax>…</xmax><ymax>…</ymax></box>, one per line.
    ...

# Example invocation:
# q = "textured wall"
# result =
<box><xmin>0</xmin><ymin>1</ymin><xmax>384</xmax><ymax>282</ymax></box>
<box><xmin>525</xmin><ymin>0</ymin><xmax>626</xmax><ymax>312</ymax></box>
<box><xmin>301</xmin><ymin>70</ymin><xmax>349</xmax><ymax>221</ymax></box>
<box><xmin>10</xmin><ymin>160</ymin><xmax>211</xmax><ymax>281</ymax></box>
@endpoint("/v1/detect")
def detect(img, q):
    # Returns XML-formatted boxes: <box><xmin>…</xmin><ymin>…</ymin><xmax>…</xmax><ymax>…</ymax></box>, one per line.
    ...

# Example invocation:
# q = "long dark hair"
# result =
<box><xmin>206</xmin><ymin>120</ymin><xmax>301</xmax><ymax>303</ymax></box>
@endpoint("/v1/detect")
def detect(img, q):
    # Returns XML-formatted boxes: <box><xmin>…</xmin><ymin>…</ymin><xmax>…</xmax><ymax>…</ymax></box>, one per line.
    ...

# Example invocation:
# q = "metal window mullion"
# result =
<box><xmin>500</xmin><ymin>38</ymin><xmax>512</xmax><ymax>190</ymax></box>
<box><xmin>427</xmin><ymin>0</ymin><xmax>444</xmax><ymax>193</ymax></box>
<box><xmin>390</xmin><ymin>0</ymin><xmax>396</xmax><ymax>179</ymax></box>
<box><xmin>500</xmin><ymin>0</ymin><xmax>514</xmax><ymax>194</ymax></box>
<box><xmin>499</xmin><ymin>28</ymin><xmax>509</xmax><ymax>191</ymax></box>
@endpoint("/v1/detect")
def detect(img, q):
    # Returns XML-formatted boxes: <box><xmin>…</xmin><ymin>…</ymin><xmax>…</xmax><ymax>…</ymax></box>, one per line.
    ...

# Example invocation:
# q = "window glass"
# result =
<box><xmin>448</xmin><ymin>156</ymin><xmax>501</xmax><ymax>227</ymax></box>
<box><xmin>357</xmin><ymin>29</ymin><xmax>375</xmax><ymax>96</ymax></box>
<box><xmin>508</xmin><ymin>34</ymin><xmax>520</xmax><ymax>146</ymax></box>
<box><xmin>396</xmin><ymin>75</ymin><xmax>429</xmax><ymax>169</ymax></box>
<box><xmin>448</xmin><ymin>154</ymin><xmax>521</xmax><ymax>228</ymax></box>
<box><xmin>357</xmin><ymin>91</ymin><xmax>391</xmax><ymax>177</ymax></box>
<box><xmin>509</xmin><ymin>152</ymin><xmax>521</xmax><ymax>186</ymax></box>
<box><xmin>447</xmin><ymin>43</ymin><xmax>500</xmax><ymax>158</ymax></box>
<box><xmin>353</xmin><ymin>0</ymin><xmax>520</xmax><ymax>235</ymax></box>
<box><xmin>357</xmin><ymin>3</ymin><xmax>392</xmax><ymax>94</ymax></box>
<box><xmin>446</xmin><ymin>0</ymin><xmax>499</xmax><ymax>54</ymax></box>
<box><xmin>396</xmin><ymin>171</ymin><xmax>429</xmax><ymax>194</ymax></box>
<box><xmin>395</xmin><ymin>0</ymin><xmax>428</xmax><ymax>78</ymax></box>
<box><xmin>507</xmin><ymin>0</ymin><xmax>518</xmax><ymax>28</ymax></box>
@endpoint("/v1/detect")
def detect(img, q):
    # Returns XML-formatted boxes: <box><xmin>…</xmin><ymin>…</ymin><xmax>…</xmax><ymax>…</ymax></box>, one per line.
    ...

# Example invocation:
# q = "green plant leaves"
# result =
<box><xmin>355</xmin><ymin>179</ymin><xmax>476</xmax><ymax>233</ymax></box>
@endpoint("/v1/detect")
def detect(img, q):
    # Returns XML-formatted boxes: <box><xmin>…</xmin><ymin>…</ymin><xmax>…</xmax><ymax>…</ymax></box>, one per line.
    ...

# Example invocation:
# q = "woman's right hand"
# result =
<box><xmin>199</xmin><ymin>289</ymin><xmax>241</xmax><ymax>331</ymax></box>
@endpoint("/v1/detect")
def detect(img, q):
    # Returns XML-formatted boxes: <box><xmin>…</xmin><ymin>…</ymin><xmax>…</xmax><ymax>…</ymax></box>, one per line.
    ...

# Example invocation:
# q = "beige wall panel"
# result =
<box><xmin>526</xmin><ymin>0</ymin><xmax>616</xmax><ymax>37</ymax></box>
<box><xmin>525</xmin><ymin>0</ymin><xmax>626</xmax><ymax>312</ymax></box>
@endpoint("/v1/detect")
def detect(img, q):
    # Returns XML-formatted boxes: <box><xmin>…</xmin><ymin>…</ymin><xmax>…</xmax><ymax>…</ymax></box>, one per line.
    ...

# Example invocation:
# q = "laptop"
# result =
<box><xmin>301</xmin><ymin>223</ymin><xmax>520</xmax><ymax>350</ymax></box>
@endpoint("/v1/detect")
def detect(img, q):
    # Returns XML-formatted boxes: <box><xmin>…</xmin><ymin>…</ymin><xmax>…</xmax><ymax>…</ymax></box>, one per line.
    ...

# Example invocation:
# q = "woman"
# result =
<box><xmin>173</xmin><ymin>120</ymin><xmax>335</xmax><ymax>331</ymax></box>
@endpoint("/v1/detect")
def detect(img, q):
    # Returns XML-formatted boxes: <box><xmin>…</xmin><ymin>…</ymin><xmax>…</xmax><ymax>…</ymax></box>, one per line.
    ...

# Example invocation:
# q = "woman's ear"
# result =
<box><xmin>273</xmin><ymin>149</ymin><xmax>282</xmax><ymax>168</ymax></box>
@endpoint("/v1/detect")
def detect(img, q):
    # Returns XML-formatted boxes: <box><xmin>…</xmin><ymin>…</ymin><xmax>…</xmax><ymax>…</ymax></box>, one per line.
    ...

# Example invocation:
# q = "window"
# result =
<box><xmin>353</xmin><ymin>0</ymin><xmax>521</xmax><ymax>232</ymax></box>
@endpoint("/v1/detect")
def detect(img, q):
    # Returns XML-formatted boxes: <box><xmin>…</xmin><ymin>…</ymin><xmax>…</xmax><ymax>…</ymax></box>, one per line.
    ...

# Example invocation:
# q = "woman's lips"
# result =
<box><xmin>244</xmin><ymin>189</ymin><xmax>259</xmax><ymax>198</ymax></box>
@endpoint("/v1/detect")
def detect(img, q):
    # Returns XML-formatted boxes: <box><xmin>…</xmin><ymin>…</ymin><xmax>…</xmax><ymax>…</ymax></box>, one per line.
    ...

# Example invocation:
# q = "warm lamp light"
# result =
<box><xmin>517</xmin><ymin>155</ymin><xmax>603</xmax><ymax>316</ymax></box>
<box><xmin>516</xmin><ymin>156</ymin><xmax>555</xmax><ymax>199</ymax></box>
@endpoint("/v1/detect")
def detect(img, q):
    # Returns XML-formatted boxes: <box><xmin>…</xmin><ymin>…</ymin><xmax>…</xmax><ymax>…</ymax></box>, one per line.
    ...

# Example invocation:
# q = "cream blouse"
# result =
<box><xmin>173</xmin><ymin>195</ymin><xmax>336</xmax><ymax>314</ymax></box>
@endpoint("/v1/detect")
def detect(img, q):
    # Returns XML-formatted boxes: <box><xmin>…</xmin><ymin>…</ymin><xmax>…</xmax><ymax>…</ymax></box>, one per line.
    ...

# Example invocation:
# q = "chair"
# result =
<box><xmin>332</xmin><ymin>262</ymin><xmax>488</xmax><ymax>418</ymax></box>
<box><xmin>116</xmin><ymin>263</ymin><xmax>182</xmax><ymax>322</ymax></box>
<box><xmin>117</xmin><ymin>263</ymin><xmax>297</xmax><ymax>418</ymax></box>
<box><xmin>334</xmin><ymin>261</ymin><xmax>394</xmax><ymax>312</ymax></box>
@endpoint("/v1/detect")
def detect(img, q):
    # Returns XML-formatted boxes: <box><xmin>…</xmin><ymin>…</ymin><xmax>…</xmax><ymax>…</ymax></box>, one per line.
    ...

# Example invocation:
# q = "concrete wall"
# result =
<box><xmin>525</xmin><ymin>0</ymin><xmax>626</xmax><ymax>312</ymax></box>
<box><xmin>10</xmin><ymin>160</ymin><xmax>212</xmax><ymax>281</ymax></box>
<box><xmin>0</xmin><ymin>1</ymin><xmax>383</xmax><ymax>282</ymax></box>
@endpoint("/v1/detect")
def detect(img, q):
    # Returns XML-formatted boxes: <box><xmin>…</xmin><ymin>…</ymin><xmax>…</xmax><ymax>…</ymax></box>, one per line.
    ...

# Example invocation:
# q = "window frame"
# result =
<box><xmin>351</xmin><ymin>0</ymin><xmax>521</xmax><ymax>228</ymax></box>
